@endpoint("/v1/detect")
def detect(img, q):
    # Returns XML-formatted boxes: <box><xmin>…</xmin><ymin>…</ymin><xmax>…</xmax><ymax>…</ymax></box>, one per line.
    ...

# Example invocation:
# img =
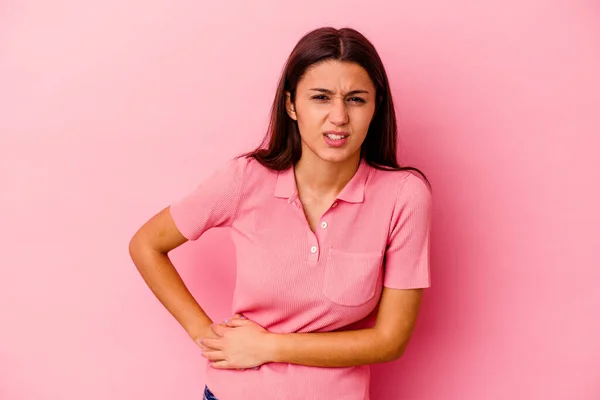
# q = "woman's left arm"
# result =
<box><xmin>268</xmin><ymin>287</ymin><xmax>424</xmax><ymax>367</ymax></box>
<box><xmin>200</xmin><ymin>287</ymin><xmax>423</xmax><ymax>369</ymax></box>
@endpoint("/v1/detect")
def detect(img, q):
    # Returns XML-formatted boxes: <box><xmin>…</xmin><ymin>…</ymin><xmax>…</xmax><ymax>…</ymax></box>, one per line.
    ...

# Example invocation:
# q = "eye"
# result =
<box><xmin>311</xmin><ymin>95</ymin><xmax>329</xmax><ymax>101</ymax></box>
<box><xmin>348</xmin><ymin>97</ymin><xmax>366</xmax><ymax>104</ymax></box>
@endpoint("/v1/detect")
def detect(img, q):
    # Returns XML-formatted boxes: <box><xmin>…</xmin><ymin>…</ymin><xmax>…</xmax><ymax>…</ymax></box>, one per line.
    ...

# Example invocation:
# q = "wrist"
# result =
<box><xmin>186</xmin><ymin>320</ymin><xmax>214</xmax><ymax>343</ymax></box>
<box><xmin>264</xmin><ymin>332</ymin><xmax>283</xmax><ymax>363</ymax></box>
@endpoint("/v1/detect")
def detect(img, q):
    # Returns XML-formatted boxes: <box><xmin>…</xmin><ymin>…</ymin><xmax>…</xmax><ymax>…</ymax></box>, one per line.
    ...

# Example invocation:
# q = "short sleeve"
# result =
<box><xmin>169</xmin><ymin>157</ymin><xmax>247</xmax><ymax>240</ymax></box>
<box><xmin>383</xmin><ymin>173</ymin><xmax>433</xmax><ymax>289</ymax></box>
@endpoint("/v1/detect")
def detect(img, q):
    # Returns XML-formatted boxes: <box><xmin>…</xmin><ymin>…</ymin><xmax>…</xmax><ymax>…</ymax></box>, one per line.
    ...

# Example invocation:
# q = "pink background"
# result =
<box><xmin>1</xmin><ymin>1</ymin><xmax>599</xmax><ymax>399</ymax></box>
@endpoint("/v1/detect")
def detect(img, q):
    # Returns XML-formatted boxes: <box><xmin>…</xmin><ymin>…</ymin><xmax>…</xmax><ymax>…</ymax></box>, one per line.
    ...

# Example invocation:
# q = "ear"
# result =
<box><xmin>285</xmin><ymin>91</ymin><xmax>297</xmax><ymax>121</ymax></box>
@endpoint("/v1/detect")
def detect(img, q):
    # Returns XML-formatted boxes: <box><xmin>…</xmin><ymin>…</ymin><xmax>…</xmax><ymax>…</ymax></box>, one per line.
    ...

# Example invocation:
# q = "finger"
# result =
<box><xmin>201</xmin><ymin>338</ymin><xmax>224</xmax><ymax>350</ymax></box>
<box><xmin>194</xmin><ymin>337</ymin><xmax>212</xmax><ymax>351</ymax></box>
<box><xmin>202</xmin><ymin>350</ymin><xmax>226</xmax><ymax>362</ymax></box>
<box><xmin>210</xmin><ymin>361</ymin><xmax>234</xmax><ymax>369</ymax></box>
<box><xmin>222</xmin><ymin>315</ymin><xmax>243</xmax><ymax>325</ymax></box>
<box><xmin>197</xmin><ymin>342</ymin><xmax>216</xmax><ymax>352</ymax></box>
<box><xmin>200</xmin><ymin>325</ymin><xmax>225</xmax><ymax>342</ymax></box>
<box><xmin>210</xmin><ymin>324</ymin><xmax>228</xmax><ymax>337</ymax></box>
<box><xmin>226</xmin><ymin>318</ymin><xmax>251</xmax><ymax>327</ymax></box>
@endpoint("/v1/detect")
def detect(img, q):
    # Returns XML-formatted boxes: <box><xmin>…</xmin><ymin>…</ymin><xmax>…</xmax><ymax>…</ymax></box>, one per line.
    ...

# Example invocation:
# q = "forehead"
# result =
<box><xmin>298</xmin><ymin>60</ymin><xmax>374</xmax><ymax>91</ymax></box>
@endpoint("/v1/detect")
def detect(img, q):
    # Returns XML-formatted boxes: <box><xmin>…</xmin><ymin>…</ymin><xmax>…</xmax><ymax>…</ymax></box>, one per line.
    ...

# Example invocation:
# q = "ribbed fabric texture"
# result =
<box><xmin>169</xmin><ymin>156</ymin><xmax>432</xmax><ymax>400</ymax></box>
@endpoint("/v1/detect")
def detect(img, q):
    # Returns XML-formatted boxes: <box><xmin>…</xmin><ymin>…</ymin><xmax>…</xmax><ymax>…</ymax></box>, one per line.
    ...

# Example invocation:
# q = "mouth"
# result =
<box><xmin>323</xmin><ymin>131</ymin><xmax>350</xmax><ymax>140</ymax></box>
<box><xmin>323</xmin><ymin>131</ymin><xmax>350</xmax><ymax>147</ymax></box>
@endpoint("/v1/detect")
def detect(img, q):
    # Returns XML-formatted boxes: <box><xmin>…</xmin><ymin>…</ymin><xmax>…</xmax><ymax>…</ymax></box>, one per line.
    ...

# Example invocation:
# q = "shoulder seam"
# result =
<box><xmin>229</xmin><ymin>156</ymin><xmax>248</xmax><ymax>227</ymax></box>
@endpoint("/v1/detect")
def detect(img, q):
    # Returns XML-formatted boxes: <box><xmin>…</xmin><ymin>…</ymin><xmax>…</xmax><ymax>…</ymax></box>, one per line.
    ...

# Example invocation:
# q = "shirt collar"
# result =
<box><xmin>274</xmin><ymin>158</ymin><xmax>370</xmax><ymax>204</ymax></box>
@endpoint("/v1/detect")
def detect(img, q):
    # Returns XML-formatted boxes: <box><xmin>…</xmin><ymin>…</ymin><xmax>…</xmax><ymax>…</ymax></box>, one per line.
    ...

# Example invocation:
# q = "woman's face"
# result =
<box><xmin>286</xmin><ymin>60</ymin><xmax>377</xmax><ymax>166</ymax></box>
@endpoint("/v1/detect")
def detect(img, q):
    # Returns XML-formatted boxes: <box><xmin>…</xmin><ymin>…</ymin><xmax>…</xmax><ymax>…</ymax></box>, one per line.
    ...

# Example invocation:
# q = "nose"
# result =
<box><xmin>328</xmin><ymin>98</ymin><xmax>349</xmax><ymax>126</ymax></box>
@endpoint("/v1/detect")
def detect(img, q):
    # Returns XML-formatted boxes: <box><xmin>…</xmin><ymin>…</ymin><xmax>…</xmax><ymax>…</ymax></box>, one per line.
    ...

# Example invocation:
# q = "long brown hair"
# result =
<box><xmin>240</xmin><ymin>26</ymin><xmax>430</xmax><ymax>187</ymax></box>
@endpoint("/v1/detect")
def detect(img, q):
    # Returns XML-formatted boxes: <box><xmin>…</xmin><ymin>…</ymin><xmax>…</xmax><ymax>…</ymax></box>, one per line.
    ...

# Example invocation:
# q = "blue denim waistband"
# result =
<box><xmin>203</xmin><ymin>385</ymin><xmax>219</xmax><ymax>400</ymax></box>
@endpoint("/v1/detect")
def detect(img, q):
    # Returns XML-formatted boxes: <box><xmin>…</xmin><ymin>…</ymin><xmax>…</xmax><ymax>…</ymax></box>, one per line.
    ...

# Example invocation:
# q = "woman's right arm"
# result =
<box><xmin>128</xmin><ymin>206</ymin><xmax>214</xmax><ymax>344</ymax></box>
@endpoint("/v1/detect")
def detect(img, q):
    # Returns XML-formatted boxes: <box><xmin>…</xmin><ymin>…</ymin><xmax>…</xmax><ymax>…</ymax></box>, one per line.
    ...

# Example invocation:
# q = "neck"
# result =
<box><xmin>294</xmin><ymin>151</ymin><xmax>361</xmax><ymax>198</ymax></box>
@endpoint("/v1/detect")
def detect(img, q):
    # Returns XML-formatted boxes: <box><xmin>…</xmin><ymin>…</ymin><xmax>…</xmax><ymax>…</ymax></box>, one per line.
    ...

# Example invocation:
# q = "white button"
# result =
<box><xmin>331</xmin><ymin>202</ymin><xmax>338</xmax><ymax>208</ymax></box>
<box><xmin>321</xmin><ymin>221</ymin><xmax>328</xmax><ymax>229</ymax></box>
<box><xmin>310</xmin><ymin>246</ymin><xmax>317</xmax><ymax>253</ymax></box>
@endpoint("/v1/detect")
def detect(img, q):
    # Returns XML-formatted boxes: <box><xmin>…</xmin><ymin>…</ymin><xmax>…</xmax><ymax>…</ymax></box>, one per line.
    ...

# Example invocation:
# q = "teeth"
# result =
<box><xmin>326</xmin><ymin>134</ymin><xmax>345</xmax><ymax>140</ymax></box>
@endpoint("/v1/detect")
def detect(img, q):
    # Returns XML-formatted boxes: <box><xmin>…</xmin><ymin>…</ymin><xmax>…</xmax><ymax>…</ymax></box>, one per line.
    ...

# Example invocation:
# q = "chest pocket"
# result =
<box><xmin>323</xmin><ymin>249</ymin><xmax>384</xmax><ymax>306</ymax></box>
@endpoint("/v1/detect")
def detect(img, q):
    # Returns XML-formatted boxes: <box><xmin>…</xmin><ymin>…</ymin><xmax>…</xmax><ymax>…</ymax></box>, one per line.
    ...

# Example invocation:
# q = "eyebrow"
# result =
<box><xmin>309</xmin><ymin>88</ymin><xmax>370</xmax><ymax>96</ymax></box>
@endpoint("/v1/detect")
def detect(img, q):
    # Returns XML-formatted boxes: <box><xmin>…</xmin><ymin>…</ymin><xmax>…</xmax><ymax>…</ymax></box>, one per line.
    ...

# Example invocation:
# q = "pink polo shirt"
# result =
<box><xmin>169</xmin><ymin>155</ymin><xmax>432</xmax><ymax>400</ymax></box>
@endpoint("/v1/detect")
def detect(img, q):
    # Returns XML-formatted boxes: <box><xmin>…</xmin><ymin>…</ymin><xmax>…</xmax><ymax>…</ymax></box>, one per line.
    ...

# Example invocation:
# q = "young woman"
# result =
<box><xmin>129</xmin><ymin>26</ymin><xmax>432</xmax><ymax>400</ymax></box>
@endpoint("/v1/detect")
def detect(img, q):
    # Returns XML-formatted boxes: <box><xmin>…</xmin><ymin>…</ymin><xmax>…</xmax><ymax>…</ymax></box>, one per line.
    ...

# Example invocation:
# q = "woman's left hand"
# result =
<box><xmin>198</xmin><ymin>315</ymin><xmax>274</xmax><ymax>369</ymax></box>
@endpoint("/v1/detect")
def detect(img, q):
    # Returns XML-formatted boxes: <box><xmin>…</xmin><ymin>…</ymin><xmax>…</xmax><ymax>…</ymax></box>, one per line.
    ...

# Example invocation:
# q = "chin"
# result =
<box><xmin>316</xmin><ymin>149</ymin><xmax>357</xmax><ymax>164</ymax></box>
<box><xmin>302</xmin><ymin>140</ymin><xmax>360</xmax><ymax>165</ymax></box>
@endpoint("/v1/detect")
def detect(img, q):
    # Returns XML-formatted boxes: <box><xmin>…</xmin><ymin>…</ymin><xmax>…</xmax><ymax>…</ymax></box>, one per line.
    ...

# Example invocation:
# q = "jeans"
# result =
<box><xmin>203</xmin><ymin>386</ymin><xmax>219</xmax><ymax>400</ymax></box>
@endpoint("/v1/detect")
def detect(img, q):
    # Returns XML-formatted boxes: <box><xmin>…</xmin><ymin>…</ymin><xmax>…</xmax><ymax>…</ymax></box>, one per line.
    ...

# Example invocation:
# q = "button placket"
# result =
<box><xmin>307</xmin><ymin>227</ymin><xmax>320</xmax><ymax>262</ymax></box>
<box><xmin>310</xmin><ymin>199</ymin><xmax>340</xmax><ymax>261</ymax></box>
<box><xmin>290</xmin><ymin>198</ymin><xmax>320</xmax><ymax>262</ymax></box>
<box><xmin>289</xmin><ymin>196</ymin><xmax>341</xmax><ymax>262</ymax></box>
